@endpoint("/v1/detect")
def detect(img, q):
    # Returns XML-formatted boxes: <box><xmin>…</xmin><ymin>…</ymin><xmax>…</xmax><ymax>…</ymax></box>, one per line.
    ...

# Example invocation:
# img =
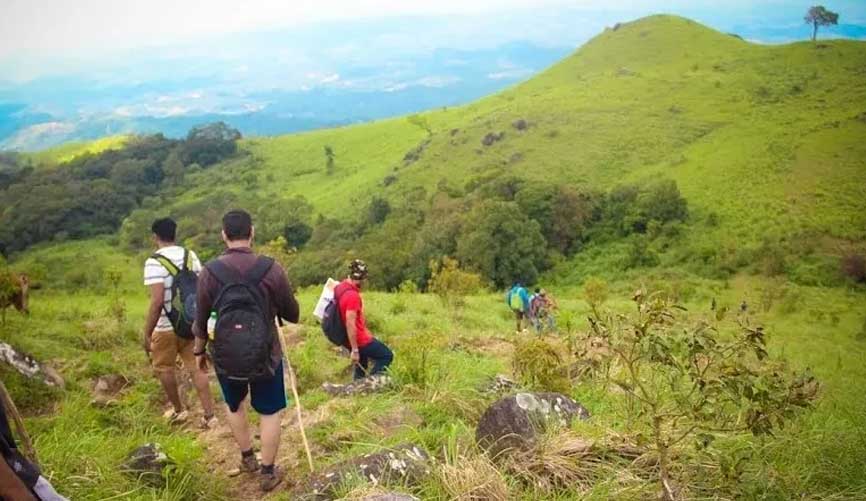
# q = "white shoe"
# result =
<box><xmin>163</xmin><ymin>409</ymin><xmax>189</xmax><ymax>424</ymax></box>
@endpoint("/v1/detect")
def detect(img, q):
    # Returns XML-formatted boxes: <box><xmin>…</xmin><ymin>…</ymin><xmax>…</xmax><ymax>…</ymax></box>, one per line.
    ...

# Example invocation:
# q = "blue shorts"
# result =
<box><xmin>217</xmin><ymin>361</ymin><xmax>287</xmax><ymax>415</ymax></box>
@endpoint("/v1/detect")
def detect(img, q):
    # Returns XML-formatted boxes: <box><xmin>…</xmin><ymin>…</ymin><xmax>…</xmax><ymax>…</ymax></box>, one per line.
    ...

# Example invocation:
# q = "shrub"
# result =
<box><xmin>513</xmin><ymin>337</ymin><xmax>571</xmax><ymax>394</ymax></box>
<box><xmin>841</xmin><ymin>253</ymin><xmax>866</xmax><ymax>283</ymax></box>
<box><xmin>428</xmin><ymin>257</ymin><xmax>485</xmax><ymax>298</ymax></box>
<box><xmin>583</xmin><ymin>276</ymin><xmax>609</xmax><ymax>314</ymax></box>
<box><xmin>587</xmin><ymin>290</ymin><xmax>817</xmax><ymax>499</ymax></box>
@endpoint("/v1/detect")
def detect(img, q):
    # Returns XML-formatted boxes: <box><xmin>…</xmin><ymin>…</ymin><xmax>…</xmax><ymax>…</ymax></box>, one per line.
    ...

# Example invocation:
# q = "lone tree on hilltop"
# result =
<box><xmin>323</xmin><ymin>145</ymin><xmax>335</xmax><ymax>175</ymax></box>
<box><xmin>805</xmin><ymin>5</ymin><xmax>839</xmax><ymax>41</ymax></box>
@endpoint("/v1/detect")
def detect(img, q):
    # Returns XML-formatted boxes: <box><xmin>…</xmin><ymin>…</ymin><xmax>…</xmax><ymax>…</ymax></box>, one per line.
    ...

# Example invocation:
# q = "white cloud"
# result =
<box><xmin>0</xmin><ymin>0</ymin><xmax>576</xmax><ymax>58</ymax></box>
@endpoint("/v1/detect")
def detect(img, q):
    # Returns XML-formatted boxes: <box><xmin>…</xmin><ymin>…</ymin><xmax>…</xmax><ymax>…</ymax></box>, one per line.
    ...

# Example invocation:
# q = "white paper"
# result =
<box><xmin>313</xmin><ymin>278</ymin><xmax>340</xmax><ymax>320</ymax></box>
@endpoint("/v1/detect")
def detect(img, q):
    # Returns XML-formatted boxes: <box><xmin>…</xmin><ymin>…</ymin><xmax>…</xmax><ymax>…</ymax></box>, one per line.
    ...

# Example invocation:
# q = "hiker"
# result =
<box><xmin>142</xmin><ymin>218</ymin><xmax>216</xmax><ymax>428</ymax></box>
<box><xmin>506</xmin><ymin>282</ymin><xmax>530</xmax><ymax>332</ymax></box>
<box><xmin>192</xmin><ymin>210</ymin><xmax>299</xmax><ymax>492</ymax></box>
<box><xmin>1</xmin><ymin>387</ymin><xmax>67</xmax><ymax>500</ymax></box>
<box><xmin>334</xmin><ymin>259</ymin><xmax>394</xmax><ymax>380</ymax></box>
<box><xmin>531</xmin><ymin>289</ymin><xmax>557</xmax><ymax>332</ymax></box>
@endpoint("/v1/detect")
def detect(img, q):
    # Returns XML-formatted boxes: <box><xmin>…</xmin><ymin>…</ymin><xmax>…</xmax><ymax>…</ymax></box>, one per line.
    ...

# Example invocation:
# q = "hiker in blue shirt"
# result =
<box><xmin>506</xmin><ymin>283</ymin><xmax>531</xmax><ymax>332</ymax></box>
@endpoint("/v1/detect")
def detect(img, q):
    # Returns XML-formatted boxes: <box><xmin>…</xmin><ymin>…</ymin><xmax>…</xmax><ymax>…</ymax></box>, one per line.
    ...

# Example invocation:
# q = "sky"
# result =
<box><xmin>4</xmin><ymin>1</ymin><xmax>864</xmax><ymax>58</ymax></box>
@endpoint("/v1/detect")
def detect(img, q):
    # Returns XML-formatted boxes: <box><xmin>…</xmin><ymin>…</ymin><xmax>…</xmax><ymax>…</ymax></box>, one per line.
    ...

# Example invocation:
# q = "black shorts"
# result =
<box><xmin>217</xmin><ymin>361</ymin><xmax>287</xmax><ymax>415</ymax></box>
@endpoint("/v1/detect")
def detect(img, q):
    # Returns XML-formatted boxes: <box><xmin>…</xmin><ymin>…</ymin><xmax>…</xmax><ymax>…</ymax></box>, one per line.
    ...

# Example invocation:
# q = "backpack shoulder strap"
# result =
<box><xmin>181</xmin><ymin>248</ymin><xmax>191</xmax><ymax>272</ymax></box>
<box><xmin>205</xmin><ymin>258</ymin><xmax>239</xmax><ymax>285</ymax></box>
<box><xmin>244</xmin><ymin>256</ymin><xmax>274</xmax><ymax>285</ymax></box>
<box><xmin>151</xmin><ymin>253</ymin><xmax>180</xmax><ymax>277</ymax></box>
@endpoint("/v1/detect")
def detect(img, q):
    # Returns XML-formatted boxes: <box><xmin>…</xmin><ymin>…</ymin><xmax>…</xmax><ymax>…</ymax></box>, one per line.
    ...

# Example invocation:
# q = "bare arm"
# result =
<box><xmin>142</xmin><ymin>283</ymin><xmax>164</xmax><ymax>354</ymax></box>
<box><xmin>0</xmin><ymin>456</ymin><xmax>36</xmax><ymax>501</ymax></box>
<box><xmin>345</xmin><ymin>310</ymin><xmax>359</xmax><ymax>352</ymax></box>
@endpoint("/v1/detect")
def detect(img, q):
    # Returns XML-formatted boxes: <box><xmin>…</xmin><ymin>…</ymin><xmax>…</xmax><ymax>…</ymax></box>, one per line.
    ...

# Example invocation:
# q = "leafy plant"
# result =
<box><xmin>428</xmin><ymin>257</ymin><xmax>485</xmax><ymax>299</ymax></box>
<box><xmin>583</xmin><ymin>276</ymin><xmax>609</xmax><ymax>315</ymax></box>
<box><xmin>587</xmin><ymin>290</ymin><xmax>818</xmax><ymax>499</ymax></box>
<box><xmin>512</xmin><ymin>337</ymin><xmax>571</xmax><ymax>393</ymax></box>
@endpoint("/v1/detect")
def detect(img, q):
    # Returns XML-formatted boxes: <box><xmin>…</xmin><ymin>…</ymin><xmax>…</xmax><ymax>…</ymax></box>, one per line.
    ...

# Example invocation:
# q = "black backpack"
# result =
<box><xmin>151</xmin><ymin>249</ymin><xmax>198</xmax><ymax>339</ymax></box>
<box><xmin>205</xmin><ymin>256</ymin><xmax>275</xmax><ymax>382</ymax></box>
<box><xmin>321</xmin><ymin>286</ymin><xmax>348</xmax><ymax>346</ymax></box>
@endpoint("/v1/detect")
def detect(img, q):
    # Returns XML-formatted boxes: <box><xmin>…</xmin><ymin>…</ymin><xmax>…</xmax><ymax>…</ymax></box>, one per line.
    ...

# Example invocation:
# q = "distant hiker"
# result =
<box><xmin>334</xmin><ymin>259</ymin><xmax>394</xmax><ymax>380</ymax></box>
<box><xmin>530</xmin><ymin>288</ymin><xmax>557</xmax><ymax>333</ymax></box>
<box><xmin>740</xmin><ymin>300</ymin><xmax>748</xmax><ymax>313</ymax></box>
<box><xmin>0</xmin><ymin>388</ymin><xmax>67</xmax><ymax>500</ymax></box>
<box><xmin>506</xmin><ymin>282</ymin><xmax>531</xmax><ymax>332</ymax></box>
<box><xmin>192</xmin><ymin>210</ymin><xmax>299</xmax><ymax>492</ymax></box>
<box><xmin>142</xmin><ymin>218</ymin><xmax>216</xmax><ymax>428</ymax></box>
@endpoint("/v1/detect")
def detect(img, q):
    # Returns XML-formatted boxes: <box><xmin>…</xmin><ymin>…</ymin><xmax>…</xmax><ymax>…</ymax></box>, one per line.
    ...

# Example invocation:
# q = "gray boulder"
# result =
<box><xmin>476</xmin><ymin>392</ymin><xmax>590</xmax><ymax>457</ymax></box>
<box><xmin>122</xmin><ymin>443</ymin><xmax>173</xmax><ymax>487</ymax></box>
<box><xmin>298</xmin><ymin>443</ymin><xmax>431</xmax><ymax>500</ymax></box>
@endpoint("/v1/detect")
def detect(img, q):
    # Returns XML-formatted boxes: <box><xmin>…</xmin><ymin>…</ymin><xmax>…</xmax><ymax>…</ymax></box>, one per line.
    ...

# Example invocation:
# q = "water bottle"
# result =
<box><xmin>207</xmin><ymin>311</ymin><xmax>217</xmax><ymax>340</ymax></box>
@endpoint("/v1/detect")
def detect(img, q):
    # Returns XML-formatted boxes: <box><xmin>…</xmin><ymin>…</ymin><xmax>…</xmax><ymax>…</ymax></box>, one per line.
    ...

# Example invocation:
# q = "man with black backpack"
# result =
<box><xmin>192</xmin><ymin>210</ymin><xmax>299</xmax><ymax>492</ymax></box>
<box><xmin>143</xmin><ymin>218</ymin><xmax>215</xmax><ymax>428</ymax></box>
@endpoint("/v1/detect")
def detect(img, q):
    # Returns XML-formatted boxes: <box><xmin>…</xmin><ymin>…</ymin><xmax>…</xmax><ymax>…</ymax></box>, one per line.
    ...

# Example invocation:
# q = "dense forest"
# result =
<box><xmin>0</xmin><ymin>122</ymin><xmax>241</xmax><ymax>254</ymax></box>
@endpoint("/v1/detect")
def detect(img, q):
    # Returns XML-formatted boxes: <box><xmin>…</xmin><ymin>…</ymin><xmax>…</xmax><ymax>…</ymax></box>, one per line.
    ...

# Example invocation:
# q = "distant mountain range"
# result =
<box><xmin>0</xmin><ymin>42</ymin><xmax>570</xmax><ymax>151</ymax></box>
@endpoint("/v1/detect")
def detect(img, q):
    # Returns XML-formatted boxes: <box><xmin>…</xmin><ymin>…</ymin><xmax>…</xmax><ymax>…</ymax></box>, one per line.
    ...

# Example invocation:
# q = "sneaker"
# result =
<box><xmin>199</xmin><ymin>414</ymin><xmax>219</xmax><ymax>430</ymax></box>
<box><xmin>162</xmin><ymin>409</ymin><xmax>189</xmax><ymax>424</ymax></box>
<box><xmin>259</xmin><ymin>466</ymin><xmax>285</xmax><ymax>492</ymax></box>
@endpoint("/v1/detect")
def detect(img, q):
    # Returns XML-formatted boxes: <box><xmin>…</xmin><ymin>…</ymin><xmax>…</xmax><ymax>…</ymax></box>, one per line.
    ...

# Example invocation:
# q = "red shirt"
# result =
<box><xmin>335</xmin><ymin>279</ymin><xmax>373</xmax><ymax>348</ymax></box>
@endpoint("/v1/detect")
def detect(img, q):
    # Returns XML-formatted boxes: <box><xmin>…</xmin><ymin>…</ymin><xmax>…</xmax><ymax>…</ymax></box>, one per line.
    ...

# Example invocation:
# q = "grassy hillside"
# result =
<box><xmin>26</xmin><ymin>134</ymin><xmax>130</xmax><ymax>166</ymax></box>
<box><xmin>3</xmin><ymin>14</ymin><xmax>866</xmax><ymax>500</ymax></box>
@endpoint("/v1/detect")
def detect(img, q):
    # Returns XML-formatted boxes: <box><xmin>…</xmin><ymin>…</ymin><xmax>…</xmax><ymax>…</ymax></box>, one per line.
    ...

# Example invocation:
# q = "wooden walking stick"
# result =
<box><xmin>0</xmin><ymin>379</ymin><xmax>39</xmax><ymax>467</ymax></box>
<box><xmin>274</xmin><ymin>320</ymin><xmax>314</xmax><ymax>472</ymax></box>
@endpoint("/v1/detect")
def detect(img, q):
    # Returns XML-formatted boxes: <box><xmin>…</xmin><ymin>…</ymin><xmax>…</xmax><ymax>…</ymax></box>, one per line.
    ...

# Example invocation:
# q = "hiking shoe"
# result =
<box><xmin>240</xmin><ymin>454</ymin><xmax>260</xmax><ymax>474</ymax></box>
<box><xmin>259</xmin><ymin>466</ymin><xmax>285</xmax><ymax>492</ymax></box>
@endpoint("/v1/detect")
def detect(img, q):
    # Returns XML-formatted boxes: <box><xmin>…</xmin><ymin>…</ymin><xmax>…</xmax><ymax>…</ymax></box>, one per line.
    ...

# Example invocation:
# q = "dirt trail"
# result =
<box><xmin>176</xmin><ymin>324</ymin><xmax>323</xmax><ymax>499</ymax></box>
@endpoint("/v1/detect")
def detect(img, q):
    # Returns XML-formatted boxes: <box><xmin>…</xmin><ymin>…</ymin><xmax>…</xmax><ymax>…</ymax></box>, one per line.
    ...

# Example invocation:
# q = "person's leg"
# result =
<box><xmin>360</xmin><ymin>339</ymin><xmax>394</xmax><ymax>376</ymax></box>
<box><xmin>178</xmin><ymin>338</ymin><xmax>214</xmax><ymax>418</ymax></box>
<box><xmin>151</xmin><ymin>330</ymin><xmax>183</xmax><ymax>413</ymax></box>
<box><xmin>217</xmin><ymin>377</ymin><xmax>252</xmax><ymax>453</ymax></box>
<box><xmin>249</xmin><ymin>362</ymin><xmax>287</xmax><ymax>491</ymax></box>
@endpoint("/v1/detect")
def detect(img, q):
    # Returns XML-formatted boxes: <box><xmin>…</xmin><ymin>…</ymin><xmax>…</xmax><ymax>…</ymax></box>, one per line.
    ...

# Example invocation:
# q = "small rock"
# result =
<box><xmin>476</xmin><ymin>392</ymin><xmax>590</xmax><ymax>457</ymax></box>
<box><xmin>122</xmin><ymin>443</ymin><xmax>173</xmax><ymax>487</ymax></box>
<box><xmin>322</xmin><ymin>374</ymin><xmax>393</xmax><ymax>397</ymax></box>
<box><xmin>481</xmin><ymin>131</ymin><xmax>505</xmax><ymax>146</ymax></box>
<box><xmin>512</xmin><ymin>119</ymin><xmax>529</xmax><ymax>131</ymax></box>
<box><xmin>361</xmin><ymin>494</ymin><xmax>419</xmax><ymax>501</ymax></box>
<box><xmin>297</xmin><ymin>444</ymin><xmax>431</xmax><ymax>500</ymax></box>
<box><xmin>480</xmin><ymin>374</ymin><xmax>518</xmax><ymax>394</ymax></box>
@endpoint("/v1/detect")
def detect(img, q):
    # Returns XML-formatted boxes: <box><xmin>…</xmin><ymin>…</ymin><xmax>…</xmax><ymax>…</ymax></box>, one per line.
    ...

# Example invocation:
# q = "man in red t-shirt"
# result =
<box><xmin>334</xmin><ymin>259</ymin><xmax>394</xmax><ymax>380</ymax></box>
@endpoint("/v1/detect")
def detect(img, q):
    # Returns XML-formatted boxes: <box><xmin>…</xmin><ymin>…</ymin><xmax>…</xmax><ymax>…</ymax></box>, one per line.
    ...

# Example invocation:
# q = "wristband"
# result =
<box><xmin>193</xmin><ymin>349</ymin><xmax>207</xmax><ymax>356</ymax></box>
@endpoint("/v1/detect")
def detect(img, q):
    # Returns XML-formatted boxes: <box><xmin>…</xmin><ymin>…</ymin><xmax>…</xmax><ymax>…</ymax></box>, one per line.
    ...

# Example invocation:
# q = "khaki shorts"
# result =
<box><xmin>151</xmin><ymin>329</ymin><xmax>195</xmax><ymax>374</ymax></box>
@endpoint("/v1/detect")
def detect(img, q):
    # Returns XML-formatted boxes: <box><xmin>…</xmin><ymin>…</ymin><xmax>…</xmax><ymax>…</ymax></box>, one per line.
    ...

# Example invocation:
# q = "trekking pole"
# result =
<box><xmin>0</xmin><ymin>379</ymin><xmax>39</xmax><ymax>467</ymax></box>
<box><xmin>274</xmin><ymin>320</ymin><xmax>315</xmax><ymax>472</ymax></box>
